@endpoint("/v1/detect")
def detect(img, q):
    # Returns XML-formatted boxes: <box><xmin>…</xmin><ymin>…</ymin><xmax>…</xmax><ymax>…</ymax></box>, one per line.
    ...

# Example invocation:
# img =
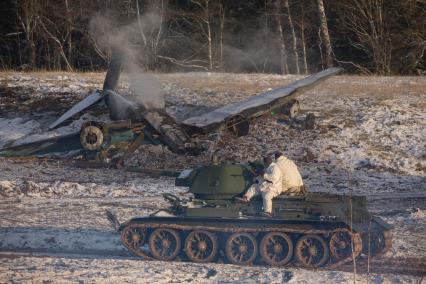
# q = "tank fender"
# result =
<box><xmin>350</xmin><ymin>216</ymin><xmax>393</xmax><ymax>233</ymax></box>
<box><xmin>371</xmin><ymin>216</ymin><xmax>394</xmax><ymax>230</ymax></box>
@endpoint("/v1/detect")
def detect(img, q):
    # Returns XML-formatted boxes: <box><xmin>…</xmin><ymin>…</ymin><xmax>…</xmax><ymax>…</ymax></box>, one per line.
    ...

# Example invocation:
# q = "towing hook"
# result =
<box><xmin>106</xmin><ymin>210</ymin><xmax>121</xmax><ymax>232</ymax></box>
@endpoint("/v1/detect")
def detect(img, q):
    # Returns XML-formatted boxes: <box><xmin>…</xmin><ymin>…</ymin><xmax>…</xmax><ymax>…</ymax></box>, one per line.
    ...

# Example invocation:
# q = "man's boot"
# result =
<box><xmin>234</xmin><ymin>196</ymin><xmax>249</xmax><ymax>203</ymax></box>
<box><xmin>259</xmin><ymin>211</ymin><xmax>272</xmax><ymax>217</ymax></box>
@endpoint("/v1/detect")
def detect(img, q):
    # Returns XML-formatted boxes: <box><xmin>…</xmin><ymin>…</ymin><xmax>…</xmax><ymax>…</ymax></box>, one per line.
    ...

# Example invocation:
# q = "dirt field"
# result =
<box><xmin>0</xmin><ymin>72</ymin><xmax>425</xmax><ymax>283</ymax></box>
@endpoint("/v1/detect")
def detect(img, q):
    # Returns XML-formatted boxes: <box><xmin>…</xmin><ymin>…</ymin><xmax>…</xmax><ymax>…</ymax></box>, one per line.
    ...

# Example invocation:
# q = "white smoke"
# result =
<box><xmin>89</xmin><ymin>13</ymin><xmax>165</xmax><ymax>110</ymax></box>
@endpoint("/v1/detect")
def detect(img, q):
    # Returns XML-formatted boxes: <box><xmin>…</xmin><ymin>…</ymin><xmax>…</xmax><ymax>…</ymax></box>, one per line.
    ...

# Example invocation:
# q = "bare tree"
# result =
<box><xmin>340</xmin><ymin>0</ymin><xmax>391</xmax><ymax>74</ymax></box>
<box><xmin>161</xmin><ymin>0</ymin><xmax>216</xmax><ymax>71</ymax></box>
<box><xmin>283</xmin><ymin>0</ymin><xmax>300</xmax><ymax>74</ymax></box>
<box><xmin>3</xmin><ymin>0</ymin><xmax>424</xmax><ymax>73</ymax></box>
<box><xmin>275</xmin><ymin>0</ymin><xmax>289</xmax><ymax>74</ymax></box>
<box><xmin>38</xmin><ymin>4</ymin><xmax>74</xmax><ymax>71</ymax></box>
<box><xmin>316</xmin><ymin>0</ymin><xmax>334</xmax><ymax>68</ymax></box>
<box><xmin>218</xmin><ymin>0</ymin><xmax>226</xmax><ymax>70</ymax></box>
<box><xmin>134</xmin><ymin>0</ymin><xmax>167</xmax><ymax>69</ymax></box>
<box><xmin>300</xmin><ymin>2</ymin><xmax>308</xmax><ymax>74</ymax></box>
<box><xmin>63</xmin><ymin>0</ymin><xmax>73</xmax><ymax>65</ymax></box>
<box><xmin>192</xmin><ymin>0</ymin><xmax>213</xmax><ymax>70</ymax></box>
<box><xmin>16</xmin><ymin>0</ymin><xmax>39</xmax><ymax>68</ymax></box>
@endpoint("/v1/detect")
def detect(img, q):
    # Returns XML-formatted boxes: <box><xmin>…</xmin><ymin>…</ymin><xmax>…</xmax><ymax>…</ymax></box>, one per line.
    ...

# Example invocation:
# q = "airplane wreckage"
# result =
<box><xmin>0</xmin><ymin>60</ymin><xmax>343</xmax><ymax>166</ymax></box>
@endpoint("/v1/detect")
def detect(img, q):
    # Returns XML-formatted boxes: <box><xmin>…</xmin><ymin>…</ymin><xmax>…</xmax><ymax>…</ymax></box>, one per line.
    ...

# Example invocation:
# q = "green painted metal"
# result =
<box><xmin>169</xmin><ymin>163</ymin><xmax>392</xmax><ymax>233</ymax></box>
<box><xmin>184</xmin><ymin>164</ymin><xmax>254</xmax><ymax>199</ymax></box>
<box><xmin>103</xmin><ymin>129</ymin><xmax>135</xmax><ymax>148</ymax></box>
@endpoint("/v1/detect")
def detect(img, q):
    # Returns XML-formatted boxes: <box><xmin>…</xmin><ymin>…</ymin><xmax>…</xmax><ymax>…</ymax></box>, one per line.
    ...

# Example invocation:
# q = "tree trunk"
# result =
<box><xmin>26</xmin><ymin>33</ymin><xmax>36</xmax><ymax>68</ymax></box>
<box><xmin>300</xmin><ymin>3</ymin><xmax>308</xmax><ymax>74</ymax></box>
<box><xmin>219</xmin><ymin>0</ymin><xmax>225</xmax><ymax>70</ymax></box>
<box><xmin>205</xmin><ymin>0</ymin><xmax>213</xmax><ymax>71</ymax></box>
<box><xmin>64</xmin><ymin>0</ymin><xmax>73</xmax><ymax>67</ymax></box>
<box><xmin>275</xmin><ymin>1</ymin><xmax>288</xmax><ymax>74</ymax></box>
<box><xmin>283</xmin><ymin>0</ymin><xmax>299</xmax><ymax>74</ymax></box>
<box><xmin>316</xmin><ymin>0</ymin><xmax>334</xmax><ymax>67</ymax></box>
<box><xmin>17</xmin><ymin>0</ymin><xmax>38</xmax><ymax>69</ymax></box>
<box><xmin>263</xmin><ymin>0</ymin><xmax>269</xmax><ymax>72</ymax></box>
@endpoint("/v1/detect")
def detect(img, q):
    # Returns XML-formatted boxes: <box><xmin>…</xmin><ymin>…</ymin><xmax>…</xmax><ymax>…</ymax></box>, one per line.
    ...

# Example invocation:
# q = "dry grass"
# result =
<box><xmin>1</xmin><ymin>71</ymin><xmax>425</xmax><ymax>99</ymax></box>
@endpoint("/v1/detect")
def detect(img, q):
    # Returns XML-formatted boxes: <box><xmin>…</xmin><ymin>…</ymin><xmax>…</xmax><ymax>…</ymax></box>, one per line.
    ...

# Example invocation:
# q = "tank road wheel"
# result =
<box><xmin>184</xmin><ymin>230</ymin><xmax>218</xmax><ymax>263</ymax></box>
<box><xmin>295</xmin><ymin>234</ymin><xmax>329</xmax><ymax>268</ymax></box>
<box><xmin>330</xmin><ymin>231</ymin><xmax>353</xmax><ymax>261</ymax></box>
<box><xmin>362</xmin><ymin>231</ymin><xmax>386</xmax><ymax>257</ymax></box>
<box><xmin>149</xmin><ymin>228</ymin><xmax>181</xmax><ymax>261</ymax></box>
<box><xmin>225</xmin><ymin>232</ymin><xmax>257</xmax><ymax>265</ymax></box>
<box><xmin>121</xmin><ymin>225</ymin><xmax>146</xmax><ymax>255</ymax></box>
<box><xmin>260</xmin><ymin>232</ymin><xmax>294</xmax><ymax>266</ymax></box>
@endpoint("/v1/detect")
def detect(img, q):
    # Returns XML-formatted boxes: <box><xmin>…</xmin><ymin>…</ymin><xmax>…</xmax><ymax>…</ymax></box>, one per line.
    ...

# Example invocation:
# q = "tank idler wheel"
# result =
<box><xmin>330</xmin><ymin>231</ymin><xmax>353</xmax><ymax>261</ymax></box>
<box><xmin>184</xmin><ymin>230</ymin><xmax>218</xmax><ymax>263</ymax></box>
<box><xmin>149</xmin><ymin>228</ymin><xmax>181</xmax><ymax>261</ymax></box>
<box><xmin>295</xmin><ymin>234</ymin><xmax>329</xmax><ymax>268</ymax></box>
<box><xmin>362</xmin><ymin>231</ymin><xmax>386</xmax><ymax>257</ymax></box>
<box><xmin>260</xmin><ymin>232</ymin><xmax>294</xmax><ymax>266</ymax></box>
<box><xmin>121</xmin><ymin>225</ymin><xmax>146</xmax><ymax>255</ymax></box>
<box><xmin>225</xmin><ymin>232</ymin><xmax>257</xmax><ymax>265</ymax></box>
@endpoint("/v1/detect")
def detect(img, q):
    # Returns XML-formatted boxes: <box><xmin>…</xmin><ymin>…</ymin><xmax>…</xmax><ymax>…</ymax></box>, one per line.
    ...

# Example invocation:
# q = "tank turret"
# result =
<box><xmin>176</xmin><ymin>164</ymin><xmax>254</xmax><ymax>199</ymax></box>
<box><xmin>108</xmin><ymin>163</ymin><xmax>393</xmax><ymax>268</ymax></box>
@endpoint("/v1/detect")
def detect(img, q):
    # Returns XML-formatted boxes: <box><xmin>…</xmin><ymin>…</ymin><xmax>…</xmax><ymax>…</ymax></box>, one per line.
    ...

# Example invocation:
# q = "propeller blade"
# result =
<box><xmin>48</xmin><ymin>90</ymin><xmax>104</xmax><ymax>130</ymax></box>
<box><xmin>103</xmin><ymin>47</ymin><xmax>122</xmax><ymax>92</ymax></box>
<box><xmin>104</xmin><ymin>90</ymin><xmax>138</xmax><ymax>121</ymax></box>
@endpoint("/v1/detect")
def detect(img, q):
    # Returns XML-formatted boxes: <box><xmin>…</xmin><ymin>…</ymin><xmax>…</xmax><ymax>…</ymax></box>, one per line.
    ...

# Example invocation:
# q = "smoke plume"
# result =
<box><xmin>89</xmin><ymin>13</ymin><xmax>165</xmax><ymax>110</ymax></box>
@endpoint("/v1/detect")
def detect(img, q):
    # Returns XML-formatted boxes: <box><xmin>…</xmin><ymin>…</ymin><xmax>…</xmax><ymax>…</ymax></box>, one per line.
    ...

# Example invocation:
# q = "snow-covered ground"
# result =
<box><xmin>0</xmin><ymin>72</ymin><xmax>425</xmax><ymax>283</ymax></box>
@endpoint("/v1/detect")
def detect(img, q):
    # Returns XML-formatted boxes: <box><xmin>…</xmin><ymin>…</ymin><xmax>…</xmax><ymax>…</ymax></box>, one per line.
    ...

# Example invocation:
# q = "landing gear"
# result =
<box><xmin>295</xmin><ymin>234</ymin><xmax>329</xmax><ymax>268</ymax></box>
<box><xmin>226</xmin><ymin>115</ymin><xmax>250</xmax><ymax>137</ymax></box>
<box><xmin>260</xmin><ymin>232</ymin><xmax>293</xmax><ymax>266</ymax></box>
<box><xmin>80</xmin><ymin>121</ymin><xmax>104</xmax><ymax>151</ymax></box>
<box><xmin>288</xmin><ymin>100</ymin><xmax>300</xmax><ymax>119</ymax></box>
<box><xmin>225</xmin><ymin>232</ymin><xmax>257</xmax><ymax>265</ymax></box>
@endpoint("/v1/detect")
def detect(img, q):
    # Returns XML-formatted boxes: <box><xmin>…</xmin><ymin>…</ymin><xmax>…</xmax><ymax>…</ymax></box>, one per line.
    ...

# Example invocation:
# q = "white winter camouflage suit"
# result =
<box><xmin>275</xmin><ymin>155</ymin><xmax>304</xmax><ymax>193</ymax></box>
<box><xmin>244</xmin><ymin>162</ymin><xmax>283</xmax><ymax>214</ymax></box>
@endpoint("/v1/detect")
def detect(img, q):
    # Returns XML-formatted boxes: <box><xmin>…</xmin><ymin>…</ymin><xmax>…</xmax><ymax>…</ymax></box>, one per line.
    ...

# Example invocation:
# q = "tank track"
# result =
<box><xmin>118</xmin><ymin>221</ymin><xmax>382</xmax><ymax>268</ymax></box>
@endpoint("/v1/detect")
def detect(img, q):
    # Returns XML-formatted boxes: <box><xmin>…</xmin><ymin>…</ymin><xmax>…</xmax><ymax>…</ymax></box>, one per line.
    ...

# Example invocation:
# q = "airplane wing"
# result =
<box><xmin>0</xmin><ymin>132</ymin><xmax>82</xmax><ymax>157</ymax></box>
<box><xmin>181</xmin><ymin>67</ymin><xmax>343</xmax><ymax>133</ymax></box>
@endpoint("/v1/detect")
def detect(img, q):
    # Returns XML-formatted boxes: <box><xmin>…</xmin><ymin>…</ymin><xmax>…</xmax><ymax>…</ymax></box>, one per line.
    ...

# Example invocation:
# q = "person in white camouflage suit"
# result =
<box><xmin>274</xmin><ymin>151</ymin><xmax>305</xmax><ymax>194</ymax></box>
<box><xmin>235</xmin><ymin>156</ymin><xmax>283</xmax><ymax>217</ymax></box>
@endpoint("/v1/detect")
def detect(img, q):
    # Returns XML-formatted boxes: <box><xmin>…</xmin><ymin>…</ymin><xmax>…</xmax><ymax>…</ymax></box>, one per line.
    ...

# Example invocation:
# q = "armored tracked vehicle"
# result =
<box><xmin>108</xmin><ymin>163</ymin><xmax>392</xmax><ymax>268</ymax></box>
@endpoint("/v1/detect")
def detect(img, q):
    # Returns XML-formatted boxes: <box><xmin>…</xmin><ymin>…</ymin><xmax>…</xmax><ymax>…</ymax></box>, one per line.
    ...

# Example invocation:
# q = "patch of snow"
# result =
<box><xmin>0</xmin><ymin>118</ymin><xmax>41</xmax><ymax>148</ymax></box>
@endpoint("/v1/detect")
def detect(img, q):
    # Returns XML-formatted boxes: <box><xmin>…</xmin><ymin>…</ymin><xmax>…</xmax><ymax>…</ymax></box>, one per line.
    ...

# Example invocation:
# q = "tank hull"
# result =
<box><xmin>111</xmin><ymin>164</ymin><xmax>393</xmax><ymax>268</ymax></box>
<box><xmin>116</xmin><ymin>214</ymin><xmax>391</xmax><ymax>268</ymax></box>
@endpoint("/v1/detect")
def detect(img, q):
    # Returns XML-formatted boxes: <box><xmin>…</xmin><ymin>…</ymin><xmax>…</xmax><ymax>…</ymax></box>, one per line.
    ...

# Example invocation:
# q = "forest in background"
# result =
<box><xmin>0</xmin><ymin>0</ymin><xmax>424</xmax><ymax>75</ymax></box>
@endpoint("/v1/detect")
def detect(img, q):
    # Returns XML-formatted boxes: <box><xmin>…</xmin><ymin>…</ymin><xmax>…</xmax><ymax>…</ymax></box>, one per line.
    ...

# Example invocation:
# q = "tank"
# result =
<box><xmin>107</xmin><ymin>163</ymin><xmax>392</xmax><ymax>268</ymax></box>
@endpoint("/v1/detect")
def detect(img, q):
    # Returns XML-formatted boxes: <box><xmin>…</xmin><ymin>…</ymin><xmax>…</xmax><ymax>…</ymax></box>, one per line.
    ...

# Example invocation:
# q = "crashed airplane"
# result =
<box><xmin>0</xmin><ymin>56</ymin><xmax>342</xmax><ymax>165</ymax></box>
